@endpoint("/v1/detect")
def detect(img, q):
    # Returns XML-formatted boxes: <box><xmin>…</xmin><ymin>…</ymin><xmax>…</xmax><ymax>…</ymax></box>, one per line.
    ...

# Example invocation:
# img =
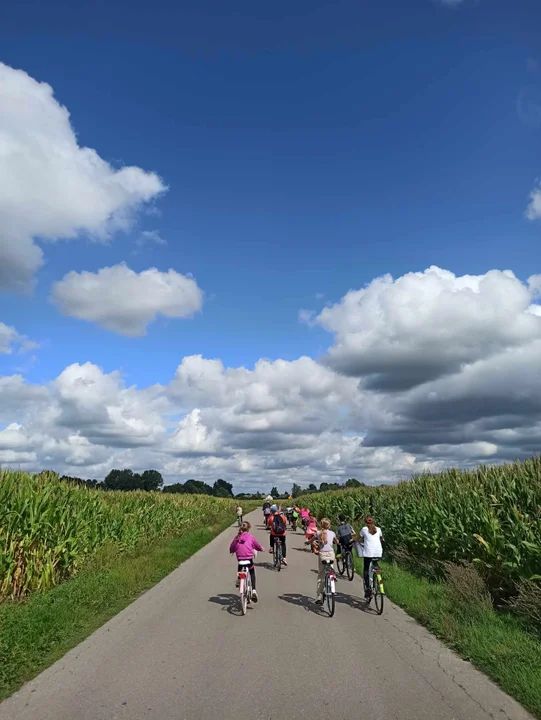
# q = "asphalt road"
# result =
<box><xmin>0</xmin><ymin>511</ymin><xmax>533</xmax><ymax>720</ymax></box>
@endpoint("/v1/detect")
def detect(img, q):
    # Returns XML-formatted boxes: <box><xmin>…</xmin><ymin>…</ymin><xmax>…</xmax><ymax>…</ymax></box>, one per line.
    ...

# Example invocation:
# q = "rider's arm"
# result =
<box><xmin>254</xmin><ymin>538</ymin><xmax>265</xmax><ymax>553</ymax></box>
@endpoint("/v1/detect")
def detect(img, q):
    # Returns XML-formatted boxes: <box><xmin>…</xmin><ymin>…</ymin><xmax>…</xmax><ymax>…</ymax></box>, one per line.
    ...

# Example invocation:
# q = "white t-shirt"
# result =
<box><xmin>317</xmin><ymin>529</ymin><xmax>336</xmax><ymax>553</ymax></box>
<box><xmin>360</xmin><ymin>526</ymin><xmax>383</xmax><ymax>558</ymax></box>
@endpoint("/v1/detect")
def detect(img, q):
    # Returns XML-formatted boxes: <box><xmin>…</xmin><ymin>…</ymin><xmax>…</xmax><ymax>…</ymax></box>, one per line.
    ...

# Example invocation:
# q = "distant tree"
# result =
<box><xmin>308</xmin><ymin>483</ymin><xmax>317</xmax><ymax>493</ymax></box>
<box><xmin>104</xmin><ymin>469</ymin><xmax>139</xmax><ymax>491</ymax></box>
<box><xmin>184</xmin><ymin>479</ymin><xmax>214</xmax><ymax>495</ymax></box>
<box><xmin>213</xmin><ymin>479</ymin><xmax>234</xmax><ymax>498</ymax></box>
<box><xmin>141</xmin><ymin>469</ymin><xmax>164</xmax><ymax>492</ymax></box>
<box><xmin>346</xmin><ymin>478</ymin><xmax>362</xmax><ymax>488</ymax></box>
<box><xmin>319</xmin><ymin>482</ymin><xmax>329</xmax><ymax>492</ymax></box>
<box><xmin>163</xmin><ymin>483</ymin><xmax>185</xmax><ymax>494</ymax></box>
<box><xmin>291</xmin><ymin>483</ymin><xmax>302</xmax><ymax>498</ymax></box>
<box><xmin>270</xmin><ymin>486</ymin><xmax>279</xmax><ymax>498</ymax></box>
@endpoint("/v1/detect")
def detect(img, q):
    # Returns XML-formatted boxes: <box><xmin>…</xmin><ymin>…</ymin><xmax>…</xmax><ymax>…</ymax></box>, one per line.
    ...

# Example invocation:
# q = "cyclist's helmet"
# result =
<box><xmin>270</xmin><ymin>504</ymin><xmax>278</xmax><ymax>512</ymax></box>
<box><xmin>339</xmin><ymin>513</ymin><xmax>346</xmax><ymax>521</ymax></box>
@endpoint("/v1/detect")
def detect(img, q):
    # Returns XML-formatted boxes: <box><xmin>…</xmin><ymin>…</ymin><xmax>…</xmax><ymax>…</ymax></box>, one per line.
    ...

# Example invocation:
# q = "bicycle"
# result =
<box><xmin>291</xmin><ymin>515</ymin><xmax>298</xmax><ymax>532</ymax></box>
<box><xmin>320</xmin><ymin>558</ymin><xmax>337</xmax><ymax>617</ymax></box>
<box><xmin>273</xmin><ymin>537</ymin><xmax>283</xmax><ymax>571</ymax></box>
<box><xmin>336</xmin><ymin>542</ymin><xmax>355</xmax><ymax>581</ymax></box>
<box><xmin>237</xmin><ymin>560</ymin><xmax>253</xmax><ymax>615</ymax></box>
<box><xmin>237</xmin><ymin>515</ymin><xmax>243</xmax><ymax>528</ymax></box>
<box><xmin>364</xmin><ymin>559</ymin><xmax>385</xmax><ymax>615</ymax></box>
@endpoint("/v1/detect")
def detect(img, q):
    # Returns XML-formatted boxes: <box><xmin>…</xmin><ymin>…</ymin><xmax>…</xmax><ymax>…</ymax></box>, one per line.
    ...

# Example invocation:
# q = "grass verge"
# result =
<box><xmin>369</xmin><ymin>560</ymin><xmax>541</xmax><ymax>719</ymax></box>
<box><xmin>0</xmin><ymin>517</ymin><xmax>233</xmax><ymax>702</ymax></box>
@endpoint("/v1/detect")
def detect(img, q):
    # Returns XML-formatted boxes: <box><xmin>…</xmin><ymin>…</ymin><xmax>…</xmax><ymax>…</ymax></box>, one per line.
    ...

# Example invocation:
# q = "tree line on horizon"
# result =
<box><xmin>57</xmin><ymin>471</ymin><xmax>369</xmax><ymax>498</ymax></box>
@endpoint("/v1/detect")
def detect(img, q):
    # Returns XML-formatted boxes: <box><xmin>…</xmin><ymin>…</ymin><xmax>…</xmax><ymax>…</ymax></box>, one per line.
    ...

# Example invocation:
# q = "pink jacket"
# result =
<box><xmin>230</xmin><ymin>532</ymin><xmax>264</xmax><ymax>560</ymax></box>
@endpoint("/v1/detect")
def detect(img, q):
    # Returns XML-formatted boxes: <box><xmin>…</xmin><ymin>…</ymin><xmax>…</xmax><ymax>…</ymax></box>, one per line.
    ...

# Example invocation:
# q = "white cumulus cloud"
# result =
<box><xmin>316</xmin><ymin>266</ymin><xmax>541</xmax><ymax>390</ymax></box>
<box><xmin>51</xmin><ymin>264</ymin><xmax>203</xmax><ymax>336</ymax></box>
<box><xmin>0</xmin><ymin>62</ymin><xmax>166</xmax><ymax>292</ymax></box>
<box><xmin>0</xmin><ymin>322</ymin><xmax>35</xmax><ymax>354</ymax></box>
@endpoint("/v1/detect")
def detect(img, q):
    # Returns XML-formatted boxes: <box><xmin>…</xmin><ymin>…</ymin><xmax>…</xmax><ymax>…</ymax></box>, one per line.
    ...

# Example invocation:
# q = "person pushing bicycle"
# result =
<box><xmin>268</xmin><ymin>504</ymin><xmax>288</xmax><ymax>566</ymax></box>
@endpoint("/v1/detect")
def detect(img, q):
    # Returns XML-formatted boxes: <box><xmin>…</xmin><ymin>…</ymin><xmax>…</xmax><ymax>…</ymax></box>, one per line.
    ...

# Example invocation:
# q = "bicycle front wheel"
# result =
<box><xmin>373</xmin><ymin>572</ymin><xmax>384</xmax><ymax>615</ymax></box>
<box><xmin>346</xmin><ymin>550</ymin><xmax>355</xmax><ymax>581</ymax></box>
<box><xmin>325</xmin><ymin>575</ymin><xmax>335</xmax><ymax>617</ymax></box>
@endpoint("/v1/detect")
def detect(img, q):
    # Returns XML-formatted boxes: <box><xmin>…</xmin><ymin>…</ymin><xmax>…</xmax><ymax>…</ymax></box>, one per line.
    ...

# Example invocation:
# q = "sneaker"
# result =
<box><xmin>269</xmin><ymin>548</ymin><xmax>273</xmax><ymax>554</ymax></box>
<box><xmin>251</xmin><ymin>590</ymin><xmax>259</xmax><ymax>603</ymax></box>
<box><xmin>281</xmin><ymin>558</ymin><xmax>287</xmax><ymax>566</ymax></box>
<box><xmin>315</xmin><ymin>597</ymin><xmax>323</xmax><ymax>605</ymax></box>
<box><xmin>235</xmin><ymin>578</ymin><xmax>240</xmax><ymax>588</ymax></box>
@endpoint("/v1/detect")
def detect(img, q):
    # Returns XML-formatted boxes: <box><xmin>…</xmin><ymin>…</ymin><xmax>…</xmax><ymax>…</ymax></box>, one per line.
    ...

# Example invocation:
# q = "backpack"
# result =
<box><xmin>337</xmin><ymin>524</ymin><xmax>352</xmax><ymax>546</ymax></box>
<box><xmin>272</xmin><ymin>513</ymin><xmax>286</xmax><ymax>535</ymax></box>
<box><xmin>263</xmin><ymin>501</ymin><xmax>271</xmax><ymax>512</ymax></box>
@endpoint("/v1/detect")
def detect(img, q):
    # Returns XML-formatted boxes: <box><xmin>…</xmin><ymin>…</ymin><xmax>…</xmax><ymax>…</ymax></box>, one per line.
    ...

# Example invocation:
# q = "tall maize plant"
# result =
<box><xmin>306</xmin><ymin>457</ymin><xmax>541</xmax><ymax>595</ymax></box>
<box><xmin>0</xmin><ymin>470</ymin><xmax>242</xmax><ymax>599</ymax></box>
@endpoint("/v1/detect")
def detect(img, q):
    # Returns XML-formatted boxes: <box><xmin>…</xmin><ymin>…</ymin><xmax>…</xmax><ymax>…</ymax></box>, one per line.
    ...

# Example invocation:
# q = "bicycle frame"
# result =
<box><xmin>273</xmin><ymin>537</ymin><xmax>283</xmax><ymax>569</ymax></box>
<box><xmin>365</xmin><ymin>560</ymin><xmax>385</xmax><ymax>597</ymax></box>
<box><xmin>238</xmin><ymin>560</ymin><xmax>252</xmax><ymax>614</ymax></box>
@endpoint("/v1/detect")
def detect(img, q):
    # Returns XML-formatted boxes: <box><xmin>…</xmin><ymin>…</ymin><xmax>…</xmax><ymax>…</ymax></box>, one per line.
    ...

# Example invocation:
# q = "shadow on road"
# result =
<box><xmin>291</xmin><ymin>547</ymin><xmax>311</xmax><ymax>553</ymax></box>
<box><xmin>278</xmin><ymin>593</ymin><xmax>328</xmax><ymax>617</ymax></box>
<box><xmin>208</xmin><ymin>594</ymin><xmax>244</xmax><ymax>616</ymax></box>
<box><xmin>256</xmin><ymin>561</ymin><xmax>276</xmax><ymax>571</ymax></box>
<box><xmin>335</xmin><ymin>592</ymin><xmax>379</xmax><ymax>614</ymax></box>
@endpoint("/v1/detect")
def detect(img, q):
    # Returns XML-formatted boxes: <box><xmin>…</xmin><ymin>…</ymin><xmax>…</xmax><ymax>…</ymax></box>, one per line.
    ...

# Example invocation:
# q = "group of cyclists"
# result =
<box><xmin>231</xmin><ymin>495</ymin><xmax>383</xmax><ymax>607</ymax></box>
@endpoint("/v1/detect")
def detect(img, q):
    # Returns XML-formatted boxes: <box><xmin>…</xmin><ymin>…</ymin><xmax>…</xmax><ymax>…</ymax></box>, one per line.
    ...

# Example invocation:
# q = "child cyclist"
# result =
<box><xmin>268</xmin><ymin>504</ymin><xmax>288</xmax><ymax>565</ymax></box>
<box><xmin>230</xmin><ymin>521</ymin><xmax>264</xmax><ymax>603</ymax></box>
<box><xmin>305</xmin><ymin>513</ymin><xmax>319</xmax><ymax>553</ymax></box>
<box><xmin>314</xmin><ymin>518</ymin><xmax>337</xmax><ymax>604</ymax></box>
<box><xmin>335</xmin><ymin>513</ymin><xmax>355</xmax><ymax>558</ymax></box>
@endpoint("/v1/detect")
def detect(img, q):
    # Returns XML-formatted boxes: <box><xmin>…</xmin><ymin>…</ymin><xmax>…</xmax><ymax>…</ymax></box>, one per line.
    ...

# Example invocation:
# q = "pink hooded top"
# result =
<box><xmin>230</xmin><ymin>532</ymin><xmax>265</xmax><ymax>560</ymax></box>
<box><xmin>306</xmin><ymin>519</ymin><xmax>318</xmax><ymax>535</ymax></box>
<box><xmin>300</xmin><ymin>508</ymin><xmax>310</xmax><ymax>519</ymax></box>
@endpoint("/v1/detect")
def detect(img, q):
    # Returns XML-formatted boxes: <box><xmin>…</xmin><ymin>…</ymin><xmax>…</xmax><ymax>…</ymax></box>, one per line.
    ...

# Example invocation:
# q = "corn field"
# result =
<box><xmin>0</xmin><ymin>470</ymin><xmax>242</xmax><ymax>599</ymax></box>
<box><xmin>306</xmin><ymin>457</ymin><xmax>541</xmax><ymax>596</ymax></box>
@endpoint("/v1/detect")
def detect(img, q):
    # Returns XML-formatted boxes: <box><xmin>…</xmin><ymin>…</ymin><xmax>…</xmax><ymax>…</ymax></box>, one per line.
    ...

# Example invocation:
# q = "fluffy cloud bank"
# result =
<box><xmin>51</xmin><ymin>264</ymin><xmax>203</xmax><ymax>336</ymax></box>
<box><xmin>0</xmin><ymin>63</ymin><xmax>166</xmax><ymax>292</ymax></box>
<box><xmin>2</xmin><ymin>266</ymin><xmax>541</xmax><ymax>491</ymax></box>
<box><xmin>316</xmin><ymin>267</ymin><xmax>541</xmax><ymax>389</ymax></box>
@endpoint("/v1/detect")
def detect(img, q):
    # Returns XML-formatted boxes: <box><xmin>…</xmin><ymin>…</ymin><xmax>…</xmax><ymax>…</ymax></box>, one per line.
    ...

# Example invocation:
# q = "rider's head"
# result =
<box><xmin>339</xmin><ymin>513</ymin><xmax>346</xmax><ymax>522</ymax></box>
<box><xmin>270</xmin><ymin>504</ymin><xmax>278</xmax><ymax>513</ymax></box>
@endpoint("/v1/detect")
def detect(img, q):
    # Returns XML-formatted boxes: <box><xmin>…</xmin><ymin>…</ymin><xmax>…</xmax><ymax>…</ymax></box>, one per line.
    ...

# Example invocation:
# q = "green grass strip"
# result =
<box><xmin>363</xmin><ymin>560</ymin><xmax>541</xmax><ymax>718</ymax></box>
<box><xmin>0</xmin><ymin>518</ymin><xmax>233</xmax><ymax>701</ymax></box>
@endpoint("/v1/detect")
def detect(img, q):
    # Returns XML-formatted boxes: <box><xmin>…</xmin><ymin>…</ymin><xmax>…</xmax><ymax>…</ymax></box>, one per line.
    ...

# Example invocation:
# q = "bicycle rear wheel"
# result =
<box><xmin>373</xmin><ymin>571</ymin><xmax>384</xmax><ymax>615</ymax></box>
<box><xmin>276</xmin><ymin>543</ymin><xmax>282</xmax><ymax>571</ymax></box>
<box><xmin>325</xmin><ymin>573</ymin><xmax>335</xmax><ymax>617</ymax></box>
<box><xmin>336</xmin><ymin>550</ymin><xmax>345</xmax><ymax>576</ymax></box>
<box><xmin>240</xmin><ymin>578</ymin><xmax>247</xmax><ymax>615</ymax></box>
<box><xmin>346</xmin><ymin>549</ymin><xmax>355</xmax><ymax>581</ymax></box>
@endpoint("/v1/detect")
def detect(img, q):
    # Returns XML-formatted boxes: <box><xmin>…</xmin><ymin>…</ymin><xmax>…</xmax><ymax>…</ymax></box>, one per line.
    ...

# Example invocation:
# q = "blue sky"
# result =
<box><xmin>1</xmin><ymin>0</ymin><xmax>541</xmax><ymax>488</ymax></box>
